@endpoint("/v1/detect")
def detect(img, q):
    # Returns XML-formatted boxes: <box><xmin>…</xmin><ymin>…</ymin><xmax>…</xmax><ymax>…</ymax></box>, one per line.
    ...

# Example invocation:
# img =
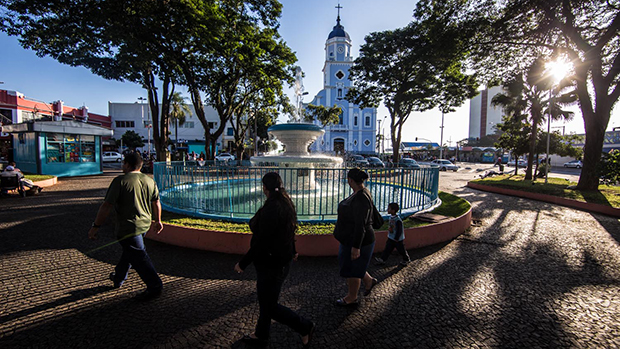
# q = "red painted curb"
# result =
<box><xmin>146</xmin><ymin>209</ymin><xmax>472</xmax><ymax>256</ymax></box>
<box><xmin>467</xmin><ymin>182</ymin><xmax>620</xmax><ymax>218</ymax></box>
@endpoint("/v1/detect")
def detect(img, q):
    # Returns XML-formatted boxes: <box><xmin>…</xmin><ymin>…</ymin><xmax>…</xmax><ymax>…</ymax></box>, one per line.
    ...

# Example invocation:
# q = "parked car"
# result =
<box><xmin>431</xmin><ymin>159</ymin><xmax>459</xmax><ymax>172</ymax></box>
<box><xmin>507</xmin><ymin>159</ymin><xmax>527</xmax><ymax>168</ymax></box>
<box><xmin>366</xmin><ymin>157</ymin><xmax>385</xmax><ymax>168</ymax></box>
<box><xmin>215</xmin><ymin>153</ymin><xmax>236</xmax><ymax>162</ymax></box>
<box><xmin>102</xmin><ymin>151</ymin><xmax>123</xmax><ymax>162</ymax></box>
<box><xmin>350</xmin><ymin>154</ymin><xmax>369</xmax><ymax>167</ymax></box>
<box><xmin>563</xmin><ymin>160</ymin><xmax>583</xmax><ymax>169</ymax></box>
<box><xmin>398</xmin><ymin>158</ymin><xmax>420</xmax><ymax>169</ymax></box>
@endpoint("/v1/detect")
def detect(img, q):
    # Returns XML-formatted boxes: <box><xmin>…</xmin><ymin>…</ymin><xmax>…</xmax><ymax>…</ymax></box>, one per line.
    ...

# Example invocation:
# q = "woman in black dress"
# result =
<box><xmin>333</xmin><ymin>168</ymin><xmax>378</xmax><ymax>306</ymax></box>
<box><xmin>234</xmin><ymin>172</ymin><xmax>315</xmax><ymax>347</ymax></box>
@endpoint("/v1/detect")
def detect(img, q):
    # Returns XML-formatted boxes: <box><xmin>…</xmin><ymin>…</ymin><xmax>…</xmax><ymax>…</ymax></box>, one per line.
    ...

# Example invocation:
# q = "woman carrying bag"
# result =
<box><xmin>333</xmin><ymin>168</ymin><xmax>381</xmax><ymax>307</ymax></box>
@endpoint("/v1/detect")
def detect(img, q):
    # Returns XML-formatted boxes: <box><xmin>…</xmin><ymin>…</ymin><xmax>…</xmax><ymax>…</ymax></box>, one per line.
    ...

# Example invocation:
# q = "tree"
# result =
<box><xmin>599</xmin><ymin>150</ymin><xmax>620</xmax><ymax>185</ymax></box>
<box><xmin>178</xmin><ymin>1</ymin><xmax>296</xmax><ymax>160</ymax></box>
<box><xmin>459</xmin><ymin>0</ymin><xmax>620</xmax><ymax>190</ymax></box>
<box><xmin>0</xmin><ymin>0</ymin><xmax>206</xmax><ymax>161</ymax></box>
<box><xmin>120</xmin><ymin>130</ymin><xmax>145</xmax><ymax>150</ymax></box>
<box><xmin>347</xmin><ymin>17</ymin><xmax>477</xmax><ymax>162</ymax></box>
<box><xmin>495</xmin><ymin>114</ymin><xmax>530</xmax><ymax>175</ymax></box>
<box><xmin>169</xmin><ymin>92</ymin><xmax>192</xmax><ymax>150</ymax></box>
<box><xmin>304</xmin><ymin>104</ymin><xmax>342</xmax><ymax>127</ymax></box>
<box><xmin>491</xmin><ymin>58</ymin><xmax>575</xmax><ymax>180</ymax></box>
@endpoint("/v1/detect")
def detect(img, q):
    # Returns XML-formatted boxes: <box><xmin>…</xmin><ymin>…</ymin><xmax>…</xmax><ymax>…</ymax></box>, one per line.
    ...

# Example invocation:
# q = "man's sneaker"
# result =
<box><xmin>374</xmin><ymin>257</ymin><xmax>386</xmax><ymax>265</ymax></box>
<box><xmin>109</xmin><ymin>272</ymin><xmax>121</xmax><ymax>288</ymax></box>
<box><xmin>134</xmin><ymin>287</ymin><xmax>163</xmax><ymax>301</ymax></box>
<box><xmin>399</xmin><ymin>260</ymin><xmax>410</xmax><ymax>266</ymax></box>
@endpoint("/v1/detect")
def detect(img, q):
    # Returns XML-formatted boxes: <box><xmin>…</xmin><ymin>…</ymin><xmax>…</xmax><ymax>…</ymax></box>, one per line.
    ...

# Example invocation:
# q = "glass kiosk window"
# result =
<box><xmin>46</xmin><ymin>134</ymin><xmax>96</xmax><ymax>163</ymax></box>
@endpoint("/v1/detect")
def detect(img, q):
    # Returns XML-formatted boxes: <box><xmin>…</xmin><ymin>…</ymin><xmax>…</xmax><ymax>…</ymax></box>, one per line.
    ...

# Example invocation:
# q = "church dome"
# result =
<box><xmin>328</xmin><ymin>17</ymin><xmax>350</xmax><ymax>40</ymax></box>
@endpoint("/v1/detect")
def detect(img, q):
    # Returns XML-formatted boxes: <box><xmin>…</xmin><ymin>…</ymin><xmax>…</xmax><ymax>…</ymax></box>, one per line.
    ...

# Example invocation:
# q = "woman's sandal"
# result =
<box><xmin>364</xmin><ymin>278</ymin><xmax>378</xmax><ymax>296</ymax></box>
<box><xmin>335</xmin><ymin>297</ymin><xmax>359</xmax><ymax>307</ymax></box>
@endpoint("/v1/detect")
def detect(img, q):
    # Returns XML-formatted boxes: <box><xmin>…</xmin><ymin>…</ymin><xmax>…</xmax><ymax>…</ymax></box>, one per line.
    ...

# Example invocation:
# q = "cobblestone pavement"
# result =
<box><xmin>1</xmin><ymin>168</ymin><xmax>619</xmax><ymax>348</ymax></box>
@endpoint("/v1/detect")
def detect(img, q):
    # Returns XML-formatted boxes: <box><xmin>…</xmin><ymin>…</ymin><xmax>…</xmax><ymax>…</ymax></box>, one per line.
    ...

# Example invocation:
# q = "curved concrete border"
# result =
<box><xmin>33</xmin><ymin>177</ymin><xmax>58</xmax><ymax>188</ymax></box>
<box><xmin>145</xmin><ymin>208</ymin><xmax>472</xmax><ymax>256</ymax></box>
<box><xmin>467</xmin><ymin>181</ymin><xmax>620</xmax><ymax>218</ymax></box>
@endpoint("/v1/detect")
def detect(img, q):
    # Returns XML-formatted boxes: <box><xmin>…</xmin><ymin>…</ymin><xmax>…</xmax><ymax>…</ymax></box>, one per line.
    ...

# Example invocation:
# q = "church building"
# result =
<box><xmin>307</xmin><ymin>9</ymin><xmax>377</xmax><ymax>155</ymax></box>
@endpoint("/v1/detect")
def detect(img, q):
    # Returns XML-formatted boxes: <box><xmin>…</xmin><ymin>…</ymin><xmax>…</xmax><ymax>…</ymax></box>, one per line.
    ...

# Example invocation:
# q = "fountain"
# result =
<box><xmin>154</xmin><ymin>67</ymin><xmax>440</xmax><ymax>223</ymax></box>
<box><xmin>250</xmin><ymin>66</ymin><xmax>342</xmax><ymax>191</ymax></box>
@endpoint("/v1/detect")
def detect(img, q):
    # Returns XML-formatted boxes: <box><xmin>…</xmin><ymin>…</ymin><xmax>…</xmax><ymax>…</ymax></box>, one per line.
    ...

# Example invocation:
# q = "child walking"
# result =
<box><xmin>375</xmin><ymin>203</ymin><xmax>410</xmax><ymax>266</ymax></box>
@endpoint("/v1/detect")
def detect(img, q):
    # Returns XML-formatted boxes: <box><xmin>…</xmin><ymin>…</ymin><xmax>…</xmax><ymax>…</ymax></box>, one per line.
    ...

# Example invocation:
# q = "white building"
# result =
<box><xmin>108</xmin><ymin>102</ymin><xmax>237</xmax><ymax>154</ymax></box>
<box><xmin>469</xmin><ymin>86</ymin><xmax>504</xmax><ymax>140</ymax></box>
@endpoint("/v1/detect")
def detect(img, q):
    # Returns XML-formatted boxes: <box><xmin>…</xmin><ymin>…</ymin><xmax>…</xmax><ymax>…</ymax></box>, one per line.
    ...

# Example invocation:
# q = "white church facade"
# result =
<box><xmin>307</xmin><ymin>11</ymin><xmax>377</xmax><ymax>155</ymax></box>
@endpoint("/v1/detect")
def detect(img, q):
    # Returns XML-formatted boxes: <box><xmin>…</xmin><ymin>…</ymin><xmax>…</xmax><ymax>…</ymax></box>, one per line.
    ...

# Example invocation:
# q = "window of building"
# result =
<box><xmin>227</xmin><ymin>127</ymin><xmax>234</xmax><ymax>136</ymax></box>
<box><xmin>184</xmin><ymin>121</ymin><xmax>194</xmax><ymax>128</ymax></box>
<box><xmin>364</xmin><ymin>139</ymin><xmax>371</xmax><ymax>147</ymax></box>
<box><xmin>337</xmin><ymin>88</ymin><xmax>343</xmax><ymax>99</ymax></box>
<box><xmin>208</xmin><ymin>122</ymin><xmax>216</xmax><ymax>129</ymax></box>
<box><xmin>115</xmin><ymin>120</ymin><xmax>135</xmax><ymax>128</ymax></box>
<box><xmin>353</xmin><ymin>139</ymin><xmax>358</xmax><ymax>146</ymax></box>
<box><xmin>354</xmin><ymin>115</ymin><xmax>358</xmax><ymax>126</ymax></box>
<box><xmin>335</xmin><ymin>70</ymin><xmax>345</xmax><ymax>79</ymax></box>
<box><xmin>143</xmin><ymin>120</ymin><xmax>151</xmax><ymax>128</ymax></box>
<box><xmin>46</xmin><ymin>133</ymin><xmax>95</xmax><ymax>163</ymax></box>
<box><xmin>365</xmin><ymin>115</ymin><xmax>371</xmax><ymax>127</ymax></box>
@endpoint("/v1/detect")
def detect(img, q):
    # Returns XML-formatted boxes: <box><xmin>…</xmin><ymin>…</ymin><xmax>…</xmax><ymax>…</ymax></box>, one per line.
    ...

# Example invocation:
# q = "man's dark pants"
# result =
<box><xmin>254</xmin><ymin>261</ymin><xmax>312</xmax><ymax>340</ymax></box>
<box><xmin>112</xmin><ymin>233</ymin><xmax>162</xmax><ymax>291</ymax></box>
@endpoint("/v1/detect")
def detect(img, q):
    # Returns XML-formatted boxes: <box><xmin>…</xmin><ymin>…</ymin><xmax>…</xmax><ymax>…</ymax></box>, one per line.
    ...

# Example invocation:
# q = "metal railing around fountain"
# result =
<box><xmin>154</xmin><ymin>161</ymin><xmax>440</xmax><ymax>223</ymax></box>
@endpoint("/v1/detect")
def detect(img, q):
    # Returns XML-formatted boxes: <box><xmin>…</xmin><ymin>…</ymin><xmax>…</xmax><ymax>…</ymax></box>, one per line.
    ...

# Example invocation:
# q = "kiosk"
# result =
<box><xmin>2</xmin><ymin>120</ymin><xmax>113</xmax><ymax>177</ymax></box>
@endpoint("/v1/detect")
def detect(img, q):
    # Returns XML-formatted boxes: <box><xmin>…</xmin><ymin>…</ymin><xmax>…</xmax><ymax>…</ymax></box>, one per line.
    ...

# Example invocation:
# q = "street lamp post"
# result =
<box><xmin>545</xmin><ymin>90</ymin><xmax>553</xmax><ymax>184</ymax></box>
<box><xmin>439</xmin><ymin>112</ymin><xmax>445</xmax><ymax>159</ymax></box>
<box><xmin>138</xmin><ymin>97</ymin><xmax>150</xmax><ymax>155</ymax></box>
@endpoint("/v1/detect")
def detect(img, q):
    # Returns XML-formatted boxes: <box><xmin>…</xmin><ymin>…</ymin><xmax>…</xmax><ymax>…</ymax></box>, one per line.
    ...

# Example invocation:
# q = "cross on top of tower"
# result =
<box><xmin>336</xmin><ymin>2</ymin><xmax>343</xmax><ymax>23</ymax></box>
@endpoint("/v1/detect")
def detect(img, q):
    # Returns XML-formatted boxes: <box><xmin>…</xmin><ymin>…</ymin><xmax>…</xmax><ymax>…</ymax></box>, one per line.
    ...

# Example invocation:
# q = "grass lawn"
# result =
<box><xmin>24</xmin><ymin>174</ymin><xmax>56</xmax><ymax>182</ymax></box>
<box><xmin>162</xmin><ymin>191</ymin><xmax>471</xmax><ymax>235</ymax></box>
<box><xmin>470</xmin><ymin>174</ymin><xmax>620</xmax><ymax>208</ymax></box>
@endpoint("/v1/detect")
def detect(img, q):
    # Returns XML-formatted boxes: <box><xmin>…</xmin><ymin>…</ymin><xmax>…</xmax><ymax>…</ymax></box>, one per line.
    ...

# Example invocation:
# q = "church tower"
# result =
<box><xmin>308</xmin><ymin>4</ymin><xmax>377</xmax><ymax>155</ymax></box>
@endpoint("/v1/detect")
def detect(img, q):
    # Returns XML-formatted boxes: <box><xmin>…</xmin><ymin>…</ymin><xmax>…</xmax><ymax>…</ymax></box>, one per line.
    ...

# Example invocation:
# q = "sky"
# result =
<box><xmin>1</xmin><ymin>0</ymin><xmax>618</xmax><ymax>146</ymax></box>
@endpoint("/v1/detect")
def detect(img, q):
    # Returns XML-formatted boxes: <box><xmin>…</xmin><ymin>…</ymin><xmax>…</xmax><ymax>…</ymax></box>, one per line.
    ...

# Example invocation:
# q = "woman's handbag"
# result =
<box><xmin>371</xmin><ymin>204</ymin><xmax>384</xmax><ymax>229</ymax></box>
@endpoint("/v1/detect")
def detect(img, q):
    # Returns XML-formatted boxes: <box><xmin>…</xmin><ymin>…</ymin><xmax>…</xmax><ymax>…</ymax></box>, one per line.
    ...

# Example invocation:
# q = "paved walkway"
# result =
<box><xmin>1</xmin><ymin>169</ymin><xmax>619</xmax><ymax>348</ymax></box>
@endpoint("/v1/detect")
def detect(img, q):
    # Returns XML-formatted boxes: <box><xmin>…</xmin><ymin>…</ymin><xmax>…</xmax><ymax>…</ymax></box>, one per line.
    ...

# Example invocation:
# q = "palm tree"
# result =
<box><xmin>169</xmin><ymin>92</ymin><xmax>192</xmax><ymax>151</ymax></box>
<box><xmin>492</xmin><ymin>58</ymin><xmax>574</xmax><ymax>180</ymax></box>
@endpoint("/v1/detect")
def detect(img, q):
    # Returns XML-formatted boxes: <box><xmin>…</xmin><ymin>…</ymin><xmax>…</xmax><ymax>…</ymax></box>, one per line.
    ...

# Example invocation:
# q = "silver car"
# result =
<box><xmin>102</xmin><ymin>151</ymin><xmax>123</xmax><ymax>162</ymax></box>
<box><xmin>431</xmin><ymin>159</ymin><xmax>459</xmax><ymax>172</ymax></box>
<box><xmin>563</xmin><ymin>160</ymin><xmax>582</xmax><ymax>169</ymax></box>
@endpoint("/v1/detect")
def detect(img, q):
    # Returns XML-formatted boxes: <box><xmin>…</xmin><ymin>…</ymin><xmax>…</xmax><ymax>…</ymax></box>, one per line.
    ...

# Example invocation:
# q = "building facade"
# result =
<box><xmin>468</xmin><ymin>85</ymin><xmax>504</xmax><ymax>140</ymax></box>
<box><xmin>108</xmin><ymin>102</ymin><xmax>235</xmax><ymax>155</ymax></box>
<box><xmin>0</xmin><ymin>89</ymin><xmax>113</xmax><ymax>176</ymax></box>
<box><xmin>0</xmin><ymin>89</ymin><xmax>111</xmax><ymax>163</ymax></box>
<box><xmin>307</xmin><ymin>13</ymin><xmax>377</xmax><ymax>155</ymax></box>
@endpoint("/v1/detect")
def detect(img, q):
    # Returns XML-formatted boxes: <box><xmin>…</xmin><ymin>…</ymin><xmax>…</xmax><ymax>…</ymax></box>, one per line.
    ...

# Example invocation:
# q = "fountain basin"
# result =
<box><xmin>266</xmin><ymin>123</ymin><xmax>325</xmax><ymax>156</ymax></box>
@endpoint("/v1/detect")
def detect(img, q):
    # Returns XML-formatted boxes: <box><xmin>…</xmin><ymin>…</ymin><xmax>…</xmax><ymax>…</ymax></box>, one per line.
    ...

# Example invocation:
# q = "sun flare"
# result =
<box><xmin>546</xmin><ymin>60</ymin><xmax>572</xmax><ymax>82</ymax></box>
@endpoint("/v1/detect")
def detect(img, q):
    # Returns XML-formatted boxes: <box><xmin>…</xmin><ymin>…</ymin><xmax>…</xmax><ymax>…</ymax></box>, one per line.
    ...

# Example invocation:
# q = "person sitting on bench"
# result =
<box><xmin>1</xmin><ymin>165</ymin><xmax>42</xmax><ymax>194</ymax></box>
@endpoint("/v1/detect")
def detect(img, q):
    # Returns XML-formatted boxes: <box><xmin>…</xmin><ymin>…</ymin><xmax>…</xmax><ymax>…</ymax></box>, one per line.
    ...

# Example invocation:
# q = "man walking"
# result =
<box><xmin>88</xmin><ymin>152</ymin><xmax>164</xmax><ymax>300</ymax></box>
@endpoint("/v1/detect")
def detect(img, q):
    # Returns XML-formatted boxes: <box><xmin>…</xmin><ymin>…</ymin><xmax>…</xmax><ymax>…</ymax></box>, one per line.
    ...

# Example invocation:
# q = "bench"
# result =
<box><xmin>1</xmin><ymin>174</ymin><xmax>26</xmax><ymax>197</ymax></box>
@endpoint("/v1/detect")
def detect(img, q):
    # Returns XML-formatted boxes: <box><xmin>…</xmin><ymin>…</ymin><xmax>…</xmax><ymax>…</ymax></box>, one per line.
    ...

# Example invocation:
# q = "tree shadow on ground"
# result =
<box><xmin>1</xmin><ymin>175</ymin><xmax>619</xmax><ymax>348</ymax></box>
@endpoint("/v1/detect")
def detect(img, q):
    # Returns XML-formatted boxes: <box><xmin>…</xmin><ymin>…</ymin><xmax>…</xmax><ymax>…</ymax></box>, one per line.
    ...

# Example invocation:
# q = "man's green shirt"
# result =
<box><xmin>104</xmin><ymin>172</ymin><xmax>159</xmax><ymax>239</ymax></box>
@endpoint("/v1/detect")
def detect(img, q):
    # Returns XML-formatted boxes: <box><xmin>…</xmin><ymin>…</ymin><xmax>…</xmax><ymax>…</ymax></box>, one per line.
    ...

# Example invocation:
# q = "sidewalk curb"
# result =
<box><xmin>33</xmin><ymin>177</ymin><xmax>58</xmax><ymax>187</ymax></box>
<box><xmin>147</xmin><ymin>209</ymin><xmax>472</xmax><ymax>256</ymax></box>
<box><xmin>467</xmin><ymin>182</ymin><xmax>620</xmax><ymax>218</ymax></box>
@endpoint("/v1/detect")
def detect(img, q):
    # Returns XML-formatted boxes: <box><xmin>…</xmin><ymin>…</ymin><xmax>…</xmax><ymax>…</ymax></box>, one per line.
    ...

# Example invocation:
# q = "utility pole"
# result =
<box><xmin>439</xmin><ymin>112</ymin><xmax>445</xmax><ymax>159</ymax></box>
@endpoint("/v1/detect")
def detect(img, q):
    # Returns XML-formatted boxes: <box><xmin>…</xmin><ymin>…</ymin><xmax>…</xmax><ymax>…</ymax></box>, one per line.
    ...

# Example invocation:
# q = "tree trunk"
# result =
<box><xmin>577</xmin><ymin>108</ymin><xmax>609</xmax><ymax>190</ymax></box>
<box><xmin>576</xmin><ymin>74</ymin><xmax>612</xmax><ymax>190</ymax></box>
<box><xmin>525</xmin><ymin>112</ymin><xmax>541</xmax><ymax>181</ymax></box>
